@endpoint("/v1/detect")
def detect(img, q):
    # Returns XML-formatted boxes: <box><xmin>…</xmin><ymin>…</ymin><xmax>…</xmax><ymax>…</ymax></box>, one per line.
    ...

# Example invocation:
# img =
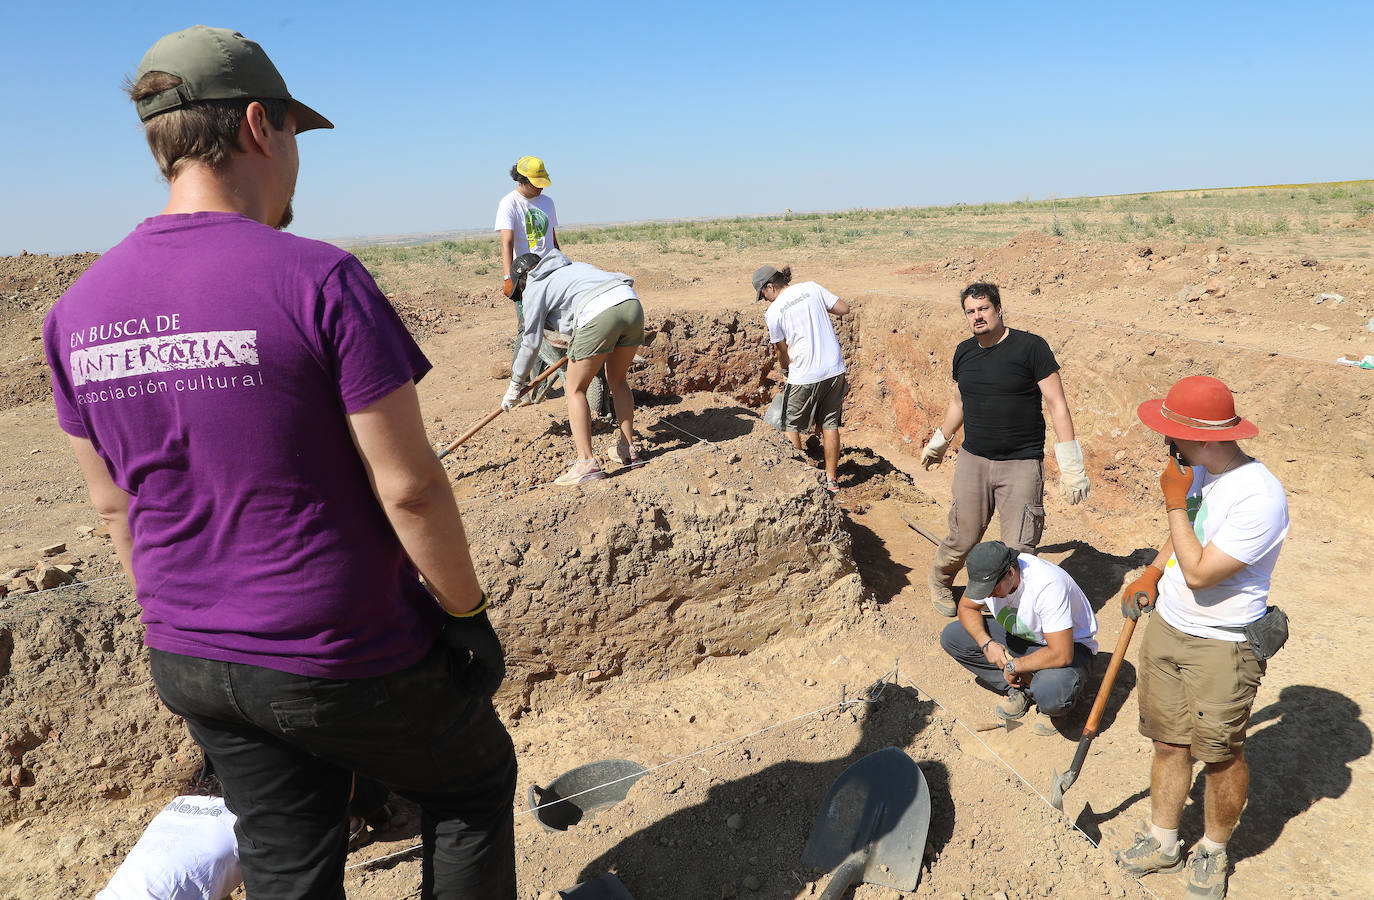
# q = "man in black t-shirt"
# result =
<box><xmin>920</xmin><ymin>283</ymin><xmax>1090</xmax><ymax>616</ymax></box>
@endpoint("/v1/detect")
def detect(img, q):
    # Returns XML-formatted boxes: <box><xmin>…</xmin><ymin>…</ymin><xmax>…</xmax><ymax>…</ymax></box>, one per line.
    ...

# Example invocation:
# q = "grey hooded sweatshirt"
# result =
<box><xmin>512</xmin><ymin>250</ymin><xmax>636</xmax><ymax>385</ymax></box>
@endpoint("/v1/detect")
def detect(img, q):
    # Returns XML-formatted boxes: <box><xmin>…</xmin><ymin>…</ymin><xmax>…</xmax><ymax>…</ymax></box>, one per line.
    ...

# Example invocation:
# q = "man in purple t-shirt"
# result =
<box><xmin>44</xmin><ymin>27</ymin><xmax>515</xmax><ymax>899</ymax></box>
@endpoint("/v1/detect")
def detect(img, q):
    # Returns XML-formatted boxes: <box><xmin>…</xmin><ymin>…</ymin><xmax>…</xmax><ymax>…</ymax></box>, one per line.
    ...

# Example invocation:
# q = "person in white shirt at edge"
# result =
<box><xmin>919</xmin><ymin>282</ymin><xmax>1091</xmax><ymax>617</ymax></box>
<box><xmin>1114</xmin><ymin>375</ymin><xmax>1289</xmax><ymax>900</ymax></box>
<box><xmin>97</xmin><ymin>793</ymin><xmax>240</xmax><ymax>900</ymax></box>
<box><xmin>494</xmin><ymin>156</ymin><xmax>559</xmax><ymax>334</ymax></box>
<box><xmin>502</xmin><ymin>250</ymin><xmax>644</xmax><ymax>485</ymax></box>
<box><xmin>939</xmin><ymin>540</ymin><xmax>1099</xmax><ymax>734</ymax></box>
<box><xmin>753</xmin><ymin>265</ymin><xmax>850</xmax><ymax>494</ymax></box>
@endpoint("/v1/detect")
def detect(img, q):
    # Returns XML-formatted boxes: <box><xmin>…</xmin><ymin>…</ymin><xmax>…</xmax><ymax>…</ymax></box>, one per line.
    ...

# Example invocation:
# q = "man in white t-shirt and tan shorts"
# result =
<box><xmin>1115</xmin><ymin>375</ymin><xmax>1289</xmax><ymax>900</ymax></box>
<box><xmin>940</xmin><ymin>540</ymin><xmax>1098</xmax><ymax>734</ymax></box>
<box><xmin>754</xmin><ymin>265</ymin><xmax>849</xmax><ymax>494</ymax></box>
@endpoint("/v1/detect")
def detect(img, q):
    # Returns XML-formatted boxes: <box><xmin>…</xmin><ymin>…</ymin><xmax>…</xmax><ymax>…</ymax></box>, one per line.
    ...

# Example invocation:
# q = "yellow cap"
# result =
<box><xmin>516</xmin><ymin>156</ymin><xmax>551</xmax><ymax>188</ymax></box>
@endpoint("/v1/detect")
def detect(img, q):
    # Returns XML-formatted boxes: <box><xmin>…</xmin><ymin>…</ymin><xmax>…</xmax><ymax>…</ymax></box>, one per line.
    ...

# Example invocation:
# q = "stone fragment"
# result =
<box><xmin>1314</xmin><ymin>293</ymin><xmax>1346</xmax><ymax>305</ymax></box>
<box><xmin>742</xmin><ymin>874</ymin><xmax>761</xmax><ymax>891</ymax></box>
<box><xmin>41</xmin><ymin>543</ymin><xmax>66</xmax><ymax>557</ymax></box>
<box><xmin>726</xmin><ymin>813</ymin><xmax>744</xmax><ymax>830</ymax></box>
<box><xmin>37</xmin><ymin>567</ymin><xmax>75</xmax><ymax>590</ymax></box>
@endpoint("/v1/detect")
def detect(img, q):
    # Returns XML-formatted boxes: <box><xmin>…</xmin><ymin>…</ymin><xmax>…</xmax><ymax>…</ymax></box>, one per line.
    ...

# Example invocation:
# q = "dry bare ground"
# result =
<box><xmin>1</xmin><ymin>194</ymin><xmax>1371</xmax><ymax>899</ymax></box>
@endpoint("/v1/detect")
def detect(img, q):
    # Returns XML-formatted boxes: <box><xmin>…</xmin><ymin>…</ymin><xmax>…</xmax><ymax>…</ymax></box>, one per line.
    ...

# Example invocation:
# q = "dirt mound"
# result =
<box><xmin>627</xmin><ymin>310</ymin><xmax>859</xmax><ymax>410</ymax></box>
<box><xmin>442</xmin><ymin>396</ymin><xmax>867</xmax><ymax>719</ymax></box>
<box><xmin>0</xmin><ymin>252</ymin><xmax>98</xmax><ymax>411</ymax></box>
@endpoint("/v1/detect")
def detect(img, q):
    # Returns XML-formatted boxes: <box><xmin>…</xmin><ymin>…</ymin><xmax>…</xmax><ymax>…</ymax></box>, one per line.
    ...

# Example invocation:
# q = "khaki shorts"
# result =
<box><xmin>569</xmin><ymin>298</ymin><xmax>644</xmax><ymax>360</ymax></box>
<box><xmin>782</xmin><ymin>373</ymin><xmax>846</xmax><ymax>432</ymax></box>
<box><xmin>1137</xmin><ymin>613</ymin><xmax>1265</xmax><ymax>763</ymax></box>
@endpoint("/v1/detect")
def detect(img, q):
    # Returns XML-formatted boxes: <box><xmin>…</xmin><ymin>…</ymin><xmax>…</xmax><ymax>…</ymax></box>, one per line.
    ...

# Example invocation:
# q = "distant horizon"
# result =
<box><xmin>6</xmin><ymin>2</ymin><xmax>1373</xmax><ymax>257</ymax></box>
<box><xmin>11</xmin><ymin>177</ymin><xmax>1370</xmax><ymax>258</ymax></box>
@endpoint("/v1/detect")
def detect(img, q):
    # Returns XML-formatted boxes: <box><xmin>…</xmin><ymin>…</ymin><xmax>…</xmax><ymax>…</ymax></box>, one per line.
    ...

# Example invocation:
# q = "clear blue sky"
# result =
<box><xmin>4</xmin><ymin>1</ymin><xmax>1372</xmax><ymax>255</ymax></box>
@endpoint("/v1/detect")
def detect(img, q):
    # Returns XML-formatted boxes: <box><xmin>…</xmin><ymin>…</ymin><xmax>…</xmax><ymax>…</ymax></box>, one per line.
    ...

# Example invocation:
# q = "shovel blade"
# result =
<box><xmin>801</xmin><ymin>747</ymin><xmax>931</xmax><ymax>891</ymax></box>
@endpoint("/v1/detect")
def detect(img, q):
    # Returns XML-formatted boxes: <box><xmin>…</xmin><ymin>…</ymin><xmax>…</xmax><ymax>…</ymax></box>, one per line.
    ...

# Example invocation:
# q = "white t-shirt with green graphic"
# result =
<box><xmin>976</xmin><ymin>553</ymin><xmax>1098</xmax><ymax>653</ymax></box>
<box><xmin>494</xmin><ymin>190</ymin><xmax>558</xmax><ymax>257</ymax></box>
<box><xmin>1157</xmin><ymin>459</ymin><xmax>1289</xmax><ymax>641</ymax></box>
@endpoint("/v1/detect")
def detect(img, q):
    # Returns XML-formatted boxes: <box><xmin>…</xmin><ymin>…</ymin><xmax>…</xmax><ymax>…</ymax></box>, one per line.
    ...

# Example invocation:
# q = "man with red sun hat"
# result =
<box><xmin>1115</xmin><ymin>376</ymin><xmax>1289</xmax><ymax>900</ymax></box>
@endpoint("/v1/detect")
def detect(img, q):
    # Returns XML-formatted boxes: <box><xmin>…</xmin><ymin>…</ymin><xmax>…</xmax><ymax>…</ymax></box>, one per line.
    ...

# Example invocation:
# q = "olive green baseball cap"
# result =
<box><xmin>134</xmin><ymin>25</ymin><xmax>333</xmax><ymax>132</ymax></box>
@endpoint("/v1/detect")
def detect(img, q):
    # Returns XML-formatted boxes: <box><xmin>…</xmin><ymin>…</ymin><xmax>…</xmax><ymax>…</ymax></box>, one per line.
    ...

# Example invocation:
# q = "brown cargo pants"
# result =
<box><xmin>930</xmin><ymin>449</ymin><xmax>1045</xmax><ymax>597</ymax></box>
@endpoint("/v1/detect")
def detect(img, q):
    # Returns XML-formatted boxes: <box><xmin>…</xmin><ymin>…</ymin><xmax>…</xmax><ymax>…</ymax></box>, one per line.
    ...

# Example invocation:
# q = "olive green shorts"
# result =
<box><xmin>569</xmin><ymin>298</ymin><xmax>644</xmax><ymax>361</ymax></box>
<box><xmin>782</xmin><ymin>373</ymin><xmax>847</xmax><ymax>432</ymax></box>
<box><xmin>1137</xmin><ymin>613</ymin><xmax>1265</xmax><ymax>763</ymax></box>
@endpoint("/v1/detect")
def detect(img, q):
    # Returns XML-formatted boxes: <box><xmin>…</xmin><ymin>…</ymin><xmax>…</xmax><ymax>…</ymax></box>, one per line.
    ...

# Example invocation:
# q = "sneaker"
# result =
<box><xmin>995</xmin><ymin>688</ymin><xmax>1030</xmax><ymax>721</ymax></box>
<box><xmin>1116</xmin><ymin>828</ymin><xmax>1184</xmax><ymax>876</ymax></box>
<box><xmin>607</xmin><ymin>438</ymin><xmax>642</xmax><ymax>466</ymax></box>
<box><xmin>554</xmin><ymin>458</ymin><xmax>605</xmax><ymax>486</ymax></box>
<box><xmin>1185</xmin><ymin>844</ymin><xmax>1229</xmax><ymax>899</ymax></box>
<box><xmin>823</xmin><ymin>477</ymin><xmax>840</xmax><ymax>494</ymax></box>
<box><xmin>929</xmin><ymin>571</ymin><xmax>957</xmax><ymax>617</ymax></box>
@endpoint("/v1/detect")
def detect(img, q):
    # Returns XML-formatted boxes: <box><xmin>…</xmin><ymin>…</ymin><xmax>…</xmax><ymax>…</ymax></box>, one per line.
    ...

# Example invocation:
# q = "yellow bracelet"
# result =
<box><xmin>447</xmin><ymin>591</ymin><xmax>489</xmax><ymax>618</ymax></box>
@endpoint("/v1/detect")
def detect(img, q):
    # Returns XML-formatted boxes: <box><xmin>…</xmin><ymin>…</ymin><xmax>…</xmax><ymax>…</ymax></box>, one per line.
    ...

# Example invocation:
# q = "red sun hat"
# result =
<box><xmin>1137</xmin><ymin>375</ymin><xmax>1258</xmax><ymax>441</ymax></box>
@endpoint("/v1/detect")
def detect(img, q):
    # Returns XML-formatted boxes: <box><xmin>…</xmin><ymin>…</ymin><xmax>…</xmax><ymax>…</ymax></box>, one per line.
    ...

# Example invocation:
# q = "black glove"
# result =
<box><xmin>441</xmin><ymin>610</ymin><xmax>506</xmax><ymax>698</ymax></box>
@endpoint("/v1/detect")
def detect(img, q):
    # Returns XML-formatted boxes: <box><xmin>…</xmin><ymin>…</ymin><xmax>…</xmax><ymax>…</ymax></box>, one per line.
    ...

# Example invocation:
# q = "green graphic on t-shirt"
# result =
<box><xmin>523</xmin><ymin>208</ymin><xmax>550</xmax><ymax>250</ymax></box>
<box><xmin>994</xmin><ymin>606</ymin><xmax>1037</xmax><ymax>642</ymax></box>
<box><xmin>1189</xmin><ymin>494</ymin><xmax>1206</xmax><ymax>542</ymax></box>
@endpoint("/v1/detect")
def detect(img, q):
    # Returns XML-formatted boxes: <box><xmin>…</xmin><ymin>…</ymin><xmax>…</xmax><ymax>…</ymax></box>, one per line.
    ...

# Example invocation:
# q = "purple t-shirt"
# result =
<box><xmin>43</xmin><ymin>212</ymin><xmax>444</xmax><ymax>678</ymax></box>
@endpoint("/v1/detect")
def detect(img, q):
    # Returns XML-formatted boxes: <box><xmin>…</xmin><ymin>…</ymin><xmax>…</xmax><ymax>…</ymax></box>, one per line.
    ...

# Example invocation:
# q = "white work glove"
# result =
<box><xmin>501</xmin><ymin>381</ymin><xmax>524</xmax><ymax>411</ymax></box>
<box><xmin>1055</xmin><ymin>439</ymin><xmax>1090</xmax><ymax>504</ymax></box>
<box><xmin>920</xmin><ymin>428</ymin><xmax>950</xmax><ymax>470</ymax></box>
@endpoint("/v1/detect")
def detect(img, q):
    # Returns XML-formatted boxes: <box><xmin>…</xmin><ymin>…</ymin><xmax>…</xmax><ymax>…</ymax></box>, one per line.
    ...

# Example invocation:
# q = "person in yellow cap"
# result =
<box><xmin>495</xmin><ymin>157</ymin><xmax>560</xmax><ymax>328</ymax></box>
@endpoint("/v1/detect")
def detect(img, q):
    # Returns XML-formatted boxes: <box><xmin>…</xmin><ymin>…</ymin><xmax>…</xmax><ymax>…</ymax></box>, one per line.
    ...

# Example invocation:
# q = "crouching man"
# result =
<box><xmin>939</xmin><ymin>540</ymin><xmax>1098</xmax><ymax>733</ymax></box>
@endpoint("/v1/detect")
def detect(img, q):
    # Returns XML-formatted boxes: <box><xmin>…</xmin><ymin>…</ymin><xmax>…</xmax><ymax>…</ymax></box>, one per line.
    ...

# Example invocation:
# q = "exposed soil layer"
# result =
<box><xmin>1</xmin><ymin>228</ymin><xmax>1370</xmax><ymax>900</ymax></box>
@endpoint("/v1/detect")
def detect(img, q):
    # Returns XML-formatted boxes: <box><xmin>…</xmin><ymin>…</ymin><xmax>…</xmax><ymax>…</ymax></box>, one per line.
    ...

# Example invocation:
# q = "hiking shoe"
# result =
<box><xmin>995</xmin><ymin>688</ymin><xmax>1030</xmax><ymax>721</ymax></box>
<box><xmin>823</xmin><ymin>477</ymin><xmax>840</xmax><ymax>495</ymax></box>
<box><xmin>1031</xmin><ymin>709</ymin><xmax>1066</xmax><ymax>736</ymax></box>
<box><xmin>1186</xmin><ymin>844</ymin><xmax>1229</xmax><ymax>899</ymax></box>
<box><xmin>554</xmin><ymin>458</ymin><xmax>605</xmax><ymax>486</ymax></box>
<box><xmin>607</xmin><ymin>438</ymin><xmax>642</xmax><ymax>466</ymax></box>
<box><xmin>1116</xmin><ymin>829</ymin><xmax>1184</xmax><ymax>876</ymax></box>
<box><xmin>929</xmin><ymin>571</ymin><xmax>957</xmax><ymax>617</ymax></box>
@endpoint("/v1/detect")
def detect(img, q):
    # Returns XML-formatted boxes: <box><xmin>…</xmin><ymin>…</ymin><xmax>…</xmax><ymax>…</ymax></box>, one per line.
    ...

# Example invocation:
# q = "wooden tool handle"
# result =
<box><xmin>436</xmin><ymin>356</ymin><xmax>568</xmax><ymax>459</ymax></box>
<box><xmin>1083</xmin><ymin>616</ymin><xmax>1137</xmax><ymax>735</ymax></box>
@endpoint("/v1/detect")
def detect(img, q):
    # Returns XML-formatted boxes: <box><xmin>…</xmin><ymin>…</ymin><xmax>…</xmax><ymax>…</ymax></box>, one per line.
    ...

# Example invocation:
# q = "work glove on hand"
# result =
<box><xmin>442</xmin><ymin>606</ymin><xmax>506</xmax><ymax>698</ymax></box>
<box><xmin>1160</xmin><ymin>456</ymin><xmax>1194</xmax><ymax>511</ymax></box>
<box><xmin>1054</xmin><ymin>440</ymin><xmax>1091</xmax><ymax>504</ymax></box>
<box><xmin>501</xmin><ymin>381</ymin><xmax>524</xmax><ymax>411</ymax></box>
<box><xmin>1121</xmin><ymin>564</ymin><xmax>1164</xmax><ymax>620</ymax></box>
<box><xmin>920</xmin><ymin>428</ymin><xmax>950</xmax><ymax>470</ymax></box>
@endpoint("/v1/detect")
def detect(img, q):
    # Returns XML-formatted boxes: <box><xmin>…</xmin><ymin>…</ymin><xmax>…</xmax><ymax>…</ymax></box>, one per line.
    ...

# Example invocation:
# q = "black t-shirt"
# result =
<box><xmin>952</xmin><ymin>329</ymin><xmax>1060</xmax><ymax>460</ymax></box>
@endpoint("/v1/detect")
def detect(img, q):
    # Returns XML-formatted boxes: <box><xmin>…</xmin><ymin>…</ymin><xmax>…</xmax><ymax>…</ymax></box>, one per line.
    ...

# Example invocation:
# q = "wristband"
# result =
<box><xmin>980</xmin><ymin>638</ymin><xmax>996</xmax><ymax>653</ymax></box>
<box><xmin>447</xmin><ymin>590</ymin><xmax>489</xmax><ymax>618</ymax></box>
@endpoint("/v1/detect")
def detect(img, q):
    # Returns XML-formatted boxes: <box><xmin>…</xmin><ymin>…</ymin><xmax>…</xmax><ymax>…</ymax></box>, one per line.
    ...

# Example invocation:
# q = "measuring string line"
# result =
<box><xmin>896</xmin><ymin>673</ymin><xmax>1163</xmax><ymax>900</ymax></box>
<box><xmin>347</xmin><ymin>665</ymin><xmax>898</xmax><ymax>872</ymax></box>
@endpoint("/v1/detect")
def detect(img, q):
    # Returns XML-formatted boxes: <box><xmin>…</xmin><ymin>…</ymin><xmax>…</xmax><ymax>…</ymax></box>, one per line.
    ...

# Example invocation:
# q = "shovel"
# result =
<box><xmin>437</xmin><ymin>356</ymin><xmax>568</xmax><ymax>460</ymax></box>
<box><xmin>802</xmin><ymin>747</ymin><xmax>931</xmax><ymax>899</ymax></box>
<box><xmin>1049</xmin><ymin>616</ymin><xmax>1137</xmax><ymax>811</ymax></box>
